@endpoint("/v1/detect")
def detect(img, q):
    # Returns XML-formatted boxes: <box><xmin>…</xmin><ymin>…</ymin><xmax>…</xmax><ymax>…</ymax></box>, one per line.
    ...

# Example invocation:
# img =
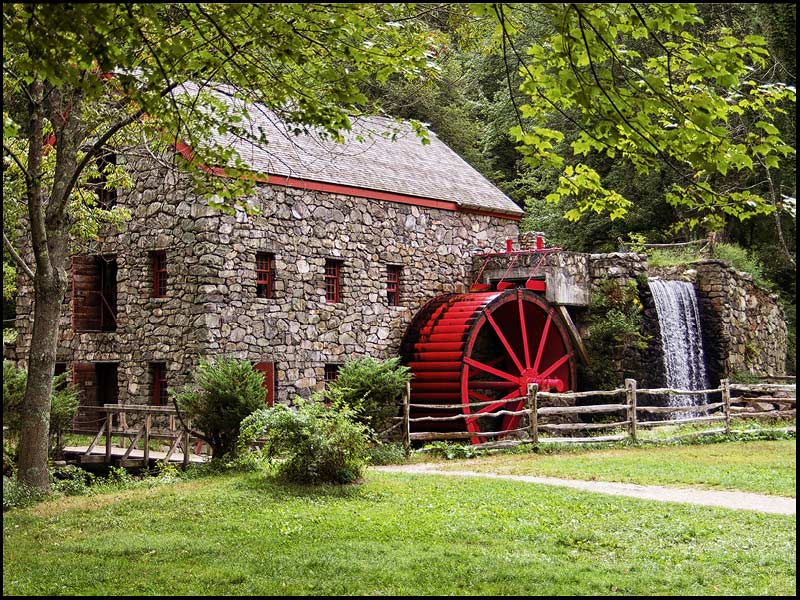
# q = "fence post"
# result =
<box><xmin>625</xmin><ymin>379</ymin><xmax>637</xmax><ymax>441</ymax></box>
<box><xmin>721</xmin><ymin>378</ymin><xmax>731</xmax><ymax>434</ymax></box>
<box><xmin>105</xmin><ymin>410</ymin><xmax>113</xmax><ymax>463</ymax></box>
<box><xmin>402</xmin><ymin>381</ymin><xmax>411</xmax><ymax>455</ymax></box>
<box><xmin>143</xmin><ymin>413</ymin><xmax>151</xmax><ymax>465</ymax></box>
<box><xmin>182</xmin><ymin>428</ymin><xmax>191</xmax><ymax>469</ymax></box>
<box><xmin>526</xmin><ymin>383</ymin><xmax>539</xmax><ymax>444</ymax></box>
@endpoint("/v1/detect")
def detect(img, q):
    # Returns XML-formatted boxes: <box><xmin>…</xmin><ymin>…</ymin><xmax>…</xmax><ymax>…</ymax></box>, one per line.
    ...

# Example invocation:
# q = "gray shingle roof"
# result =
<box><xmin>191</xmin><ymin>85</ymin><xmax>522</xmax><ymax>217</ymax></box>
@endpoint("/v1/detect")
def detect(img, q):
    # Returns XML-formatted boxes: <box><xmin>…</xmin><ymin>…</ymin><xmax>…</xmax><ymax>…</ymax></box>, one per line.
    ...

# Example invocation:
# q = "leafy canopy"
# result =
<box><xmin>3</xmin><ymin>3</ymin><xmax>438</xmax><ymax>206</ymax></box>
<box><xmin>483</xmin><ymin>3</ymin><xmax>795</xmax><ymax>233</ymax></box>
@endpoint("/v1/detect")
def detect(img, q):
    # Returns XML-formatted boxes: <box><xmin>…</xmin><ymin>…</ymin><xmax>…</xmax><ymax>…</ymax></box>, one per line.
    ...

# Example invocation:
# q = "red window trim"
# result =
<box><xmin>387</xmin><ymin>265</ymin><xmax>402</xmax><ymax>306</ymax></box>
<box><xmin>152</xmin><ymin>250</ymin><xmax>167</xmax><ymax>298</ymax></box>
<box><xmin>256</xmin><ymin>252</ymin><xmax>275</xmax><ymax>299</ymax></box>
<box><xmin>323</xmin><ymin>363</ymin><xmax>341</xmax><ymax>384</ymax></box>
<box><xmin>324</xmin><ymin>259</ymin><xmax>342</xmax><ymax>303</ymax></box>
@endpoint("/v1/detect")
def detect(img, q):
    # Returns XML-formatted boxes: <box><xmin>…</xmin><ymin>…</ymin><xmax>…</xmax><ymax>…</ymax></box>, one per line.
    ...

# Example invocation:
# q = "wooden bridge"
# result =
<box><xmin>63</xmin><ymin>404</ymin><xmax>208</xmax><ymax>468</ymax></box>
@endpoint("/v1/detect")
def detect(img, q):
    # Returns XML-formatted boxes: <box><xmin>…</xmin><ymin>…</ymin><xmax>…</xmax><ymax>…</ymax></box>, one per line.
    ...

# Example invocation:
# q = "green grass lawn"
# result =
<box><xmin>3</xmin><ymin>457</ymin><xmax>796</xmax><ymax>596</ymax></box>
<box><xmin>424</xmin><ymin>439</ymin><xmax>796</xmax><ymax>497</ymax></box>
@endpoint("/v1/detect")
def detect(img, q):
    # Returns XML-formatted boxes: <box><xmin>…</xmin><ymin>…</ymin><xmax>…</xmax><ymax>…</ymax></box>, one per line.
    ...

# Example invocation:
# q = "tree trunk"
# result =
<box><xmin>16</xmin><ymin>269</ymin><xmax>67</xmax><ymax>490</ymax></box>
<box><xmin>16</xmin><ymin>80</ymin><xmax>81</xmax><ymax>491</ymax></box>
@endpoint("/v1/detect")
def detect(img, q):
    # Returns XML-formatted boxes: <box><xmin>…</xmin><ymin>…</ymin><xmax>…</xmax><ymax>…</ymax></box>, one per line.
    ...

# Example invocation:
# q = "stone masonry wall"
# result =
<box><xmin>13</xmin><ymin>161</ymin><xmax>213</xmax><ymax>405</ymax></box>
<box><xmin>13</xmin><ymin>155</ymin><xmax>519</xmax><ymax>405</ymax></box>
<box><xmin>198</xmin><ymin>182</ymin><xmax>518</xmax><ymax>401</ymax></box>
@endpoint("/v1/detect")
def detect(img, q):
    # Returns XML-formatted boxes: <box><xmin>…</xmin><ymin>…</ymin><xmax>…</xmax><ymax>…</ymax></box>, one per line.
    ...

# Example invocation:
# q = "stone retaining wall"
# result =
<box><xmin>651</xmin><ymin>260</ymin><xmax>787</xmax><ymax>382</ymax></box>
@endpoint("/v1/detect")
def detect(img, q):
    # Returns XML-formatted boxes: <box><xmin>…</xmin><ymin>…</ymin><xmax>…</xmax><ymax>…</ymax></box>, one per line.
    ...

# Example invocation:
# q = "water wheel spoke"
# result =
<box><xmin>464</xmin><ymin>356</ymin><xmax>519</xmax><ymax>384</ymax></box>
<box><xmin>468</xmin><ymin>380</ymin><xmax>518</xmax><ymax>390</ymax></box>
<box><xmin>517</xmin><ymin>293</ymin><xmax>531</xmax><ymax>369</ymax></box>
<box><xmin>466</xmin><ymin>391</ymin><xmax>521</xmax><ymax>420</ymax></box>
<box><xmin>538</xmin><ymin>351</ymin><xmax>574</xmax><ymax>379</ymax></box>
<box><xmin>464</xmin><ymin>391</ymin><xmax>493</xmax><ymax>420</ymax></box>
<box><xmin>532</xmin><ymin>308</ymin><xmax>554</xmax><ymax>374</ymax></box>
<box><xmin>485</xmin><ymin>311</ymin><xmax>524</xmax><ymax>374</ymax></box>
<box><xmin>466</xmin><ymin>357</ymin><xmax>504</xmax><ymax>378</ymax></box>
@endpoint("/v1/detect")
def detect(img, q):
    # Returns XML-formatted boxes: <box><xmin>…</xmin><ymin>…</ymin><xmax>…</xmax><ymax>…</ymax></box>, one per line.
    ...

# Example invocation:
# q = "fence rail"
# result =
<box><xmin>401</xmin><ymin>378</ymin><xmax>796</xmax><ymax>450</ymax></box>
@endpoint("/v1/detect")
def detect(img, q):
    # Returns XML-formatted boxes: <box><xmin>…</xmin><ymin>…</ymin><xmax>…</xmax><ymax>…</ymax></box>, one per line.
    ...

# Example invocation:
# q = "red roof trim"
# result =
<box><xmin>173</xmin><ymin>141</ymin><xmax>521</xmax><ymax>221</ymax></box>
<box><xmin>266</xmin><ymin>175</ymin><xmax>459</xmax><ymax>212</ymax></box>
<box><xmin>459</xmin><ymin>207</ymin><xmax>522</xmax><ymax>221</ymax></box>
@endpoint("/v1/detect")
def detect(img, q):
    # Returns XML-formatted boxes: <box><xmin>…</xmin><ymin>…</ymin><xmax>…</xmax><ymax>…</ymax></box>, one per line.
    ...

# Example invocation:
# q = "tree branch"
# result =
<box><xmin>58</xmin><ymin>79</ymin><xmax>182</xmax><ymax>215</ymax></box>
<box><xmin>493</xmin><ymin>4</ymin><xmax>523</xmax><ymax>129</ymax></box>
<box><xmin>3</xmin><ymin>232</ymin><xmax>35</xmax><ymax>280</ymax></box>
<box><xmin>3</xmin><ymin>143</ymin><xmax>30</xmax><ymax>180</ymax></box>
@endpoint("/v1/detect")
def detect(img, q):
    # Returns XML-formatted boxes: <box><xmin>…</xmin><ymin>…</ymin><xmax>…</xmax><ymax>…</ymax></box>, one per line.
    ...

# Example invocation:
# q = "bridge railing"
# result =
<box><xmin>78</xmin><ymin>404</ymin><xmax>196</xmax><ymax>468</ymax></box>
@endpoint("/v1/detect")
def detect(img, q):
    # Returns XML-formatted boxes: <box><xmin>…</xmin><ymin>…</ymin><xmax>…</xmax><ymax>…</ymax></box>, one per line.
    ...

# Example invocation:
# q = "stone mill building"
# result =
<box><xmin>9</xmin><ymin>96</ymin><xmax>789</xmax><ymax>434</ymax></box>
<box><xmin>10</xmin><ymin>107</ymin><xmax>523</xmax><ymax>427</ymax></box>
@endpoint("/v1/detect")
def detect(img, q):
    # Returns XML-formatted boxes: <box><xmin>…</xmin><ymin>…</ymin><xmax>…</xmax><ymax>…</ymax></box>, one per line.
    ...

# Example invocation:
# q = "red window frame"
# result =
<box><xmin>151</xmin><ymin>362</ymin><xmax>167</xmax><ymax>406</ymax></box>
<box><xmin>151</xmin><ymin>251</ymin><xmax>167</xmax><ymax>297</ymax></box>
<box><xmin>324</xmin><ymin>259</ymin><xmax>342</xmax><ymax>303</ymax></box>
<box><xmin>324</xmin><ymin>364</ymin><xmax>341</xmax><ymax>385</ymax></box>
<box><xmin>256</xmin><ymin>252</ymin><xmax>275</xmax><ymax>299</ymax></box>
<box><xmin>387</xmin><ymin>265</ymin><xmax>402</xmax><ymax>306</ymax></box>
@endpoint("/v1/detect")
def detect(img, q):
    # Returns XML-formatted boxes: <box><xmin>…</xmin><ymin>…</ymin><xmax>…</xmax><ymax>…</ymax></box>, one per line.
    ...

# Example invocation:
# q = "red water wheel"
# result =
<box><xmin>401</xmin><ymin>289</ymin><xmax>576</xmax><ymax>444</ymax></box>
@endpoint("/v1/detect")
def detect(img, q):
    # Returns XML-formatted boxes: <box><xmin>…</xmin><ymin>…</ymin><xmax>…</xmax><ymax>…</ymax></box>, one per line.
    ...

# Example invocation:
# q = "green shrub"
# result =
<box><xmin>646</xmin><ymin>246</ymin><xmax>705</xmax><ymax>268</ymax></box>
<box><xmin>3</xmin><ymin>476</ymin><xmax>46</xmax><ymax>511</ymax></box>
<box><xmin>367</xmin><ymin>442</ymin><xmax>408</xmax><ymax>465</ymax></box>
<box><xmin>2</xmin><ymin>360</ymin><xmax>80</xmax><ymax>454</ymax></box>
<box><xmin>239</xmin><ymin>396</ymin><xmax>372</xmax><ymax>484</ymax></box>
<box><xmin>175</xmin><ymin>357</ymin><xmax>267</xmax><ymax>458</ymax></box>
<box><xmin>325</xmin><ymin>356</ymin><xmax>411</xmax><ymax>436</ymax></box>
<box><xmin>51</xmin><ymin>465</ymin><xmax>95</xmax><ymax>496</ymax></box>
<box><xmin>422</xmin><ymin>441</ymin><xmax>483</xmax><ymax>460</ymax></box>
<box><xmin>712</xmin><ymin>243</ymin><xmax>769</xmax><ymax>289</ymax></box>
<box><xmin>2</xmin><ymin>360</ymin><xmax>27</xmax><ymax>434</ymax></box>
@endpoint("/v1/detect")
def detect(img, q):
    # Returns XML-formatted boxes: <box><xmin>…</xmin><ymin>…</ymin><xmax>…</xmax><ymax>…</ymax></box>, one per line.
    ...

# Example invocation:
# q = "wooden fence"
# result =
<box><xmin>401</xmin><ymin>378</ymin><xmax>796</xmax><ymax>450</ymax></box>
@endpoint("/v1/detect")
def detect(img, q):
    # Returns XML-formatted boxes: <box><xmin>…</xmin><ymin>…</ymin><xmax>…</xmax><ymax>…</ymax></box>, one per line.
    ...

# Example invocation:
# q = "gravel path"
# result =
<box><xmin>372</xmin><ymin>464</ymin><xmax>796</xmax><ymax>515</ymax></box>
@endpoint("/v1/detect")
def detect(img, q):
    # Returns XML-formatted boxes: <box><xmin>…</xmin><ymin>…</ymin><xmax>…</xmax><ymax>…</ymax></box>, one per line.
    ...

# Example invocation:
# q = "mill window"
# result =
<box><xmin>151</xmin><ymin>251</ymin><xmax>167</xmax><ymax>298</ymax></box>
<box><xmin>151</xmin><ymin>362</ymin><xmax>167</xmax><ymax>406</ymax></box>
<box><xmin>387</xmin><ymin>265</ymin><xmax>402</xmax><ymax>306</ymax></box>
<box><xmin>324</xmin><ymin>364</ymin><xmax>341</xmax><ymax>386</ymax></box>
<box><xmin>324</xmin><ymin>259</ymin><xmax>342</xmax><ymax>303</ymax></box>
<box><xmin>256</xmin><ymin>252</ymin><xmax>275</xmax><ymax>299</ymax></box>
<box><xmin>71</xmin><ymin>255</ymin><xmax>117</xmax><ymax>332</ymax></box>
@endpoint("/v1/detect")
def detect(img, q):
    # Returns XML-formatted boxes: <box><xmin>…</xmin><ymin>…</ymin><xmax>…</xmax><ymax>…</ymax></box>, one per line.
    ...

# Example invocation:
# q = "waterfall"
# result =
<box><xmin>648</xmin><ymin>279</ymin><xmax>709</xmax><ymax>409</ymax></box>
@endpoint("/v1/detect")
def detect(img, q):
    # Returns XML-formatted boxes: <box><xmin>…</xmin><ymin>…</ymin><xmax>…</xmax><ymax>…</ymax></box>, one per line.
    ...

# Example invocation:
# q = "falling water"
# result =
<box><xmin>648</xmin><ymin>279</ymin><xmax>709</xmax><ymax>410</ymax></box>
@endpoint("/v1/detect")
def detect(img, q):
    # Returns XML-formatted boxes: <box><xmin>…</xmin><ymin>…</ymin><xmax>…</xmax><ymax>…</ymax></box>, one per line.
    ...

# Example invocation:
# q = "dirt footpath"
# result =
<box><xmin>372</xmin><ymin>464</ymin><xmax>796</xmax><ymax>515</ymax></box>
